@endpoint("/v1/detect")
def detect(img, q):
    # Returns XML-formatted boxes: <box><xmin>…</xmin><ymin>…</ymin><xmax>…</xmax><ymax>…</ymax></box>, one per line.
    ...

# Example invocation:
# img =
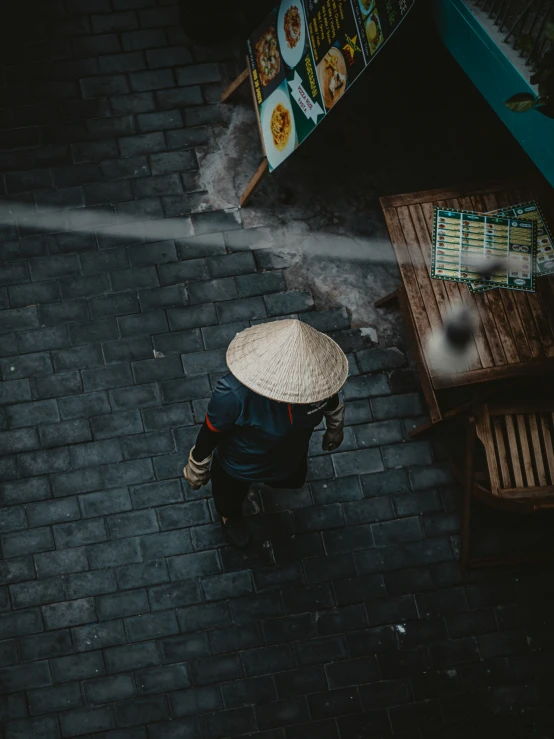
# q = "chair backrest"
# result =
<box><xmin>475</xmin><ymin>403</ymin><xmax>554</xmax><ymax>498</ymax></box>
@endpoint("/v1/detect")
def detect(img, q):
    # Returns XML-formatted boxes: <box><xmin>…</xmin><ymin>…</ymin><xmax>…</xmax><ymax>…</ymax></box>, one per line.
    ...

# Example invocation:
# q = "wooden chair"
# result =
<box><xmin>461</xmin><ymin>402</ymin><xmax>554</xmax><ymax>573</ymax></box>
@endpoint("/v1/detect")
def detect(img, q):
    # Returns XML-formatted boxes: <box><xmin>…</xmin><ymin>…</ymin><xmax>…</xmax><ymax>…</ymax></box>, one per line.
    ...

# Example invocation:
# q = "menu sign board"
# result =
<box><xmin>247</xmin><ymin>0</ymin><xmax>414</xmax><ymax>171</ymax></box>
<box><xmin>431</xmin><ymin>208</ymin><xmax>536</xmax><ymax>293</ymax></box>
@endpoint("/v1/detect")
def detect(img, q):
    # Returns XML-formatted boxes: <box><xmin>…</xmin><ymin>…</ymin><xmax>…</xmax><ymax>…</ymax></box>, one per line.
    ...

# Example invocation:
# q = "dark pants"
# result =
<box><xmin>211</xmin><ymin>454</ymin><xmax>308</xmax><ymax>519</ymax></box>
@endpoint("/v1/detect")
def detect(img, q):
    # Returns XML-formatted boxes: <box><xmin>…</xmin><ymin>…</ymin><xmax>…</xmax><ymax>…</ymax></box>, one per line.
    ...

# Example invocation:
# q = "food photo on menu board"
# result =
<box><xmin>351</xmin><ymin>0</ymin><xmax>411</xmax><ymax>59</ymax></box>
<box><xmin>248</xmin><ymin>1</ymin><xmax>325</xmax><ymax>170</ymax></box>
<box><xmin>247</xmin><ymin>0</ymin><xmax>414</xmax><ymax>170</ymax></box>
<box><xmin>304</xmin><ymin>0</ymin><xmax>366</xmax><ymax>110</ymax></box>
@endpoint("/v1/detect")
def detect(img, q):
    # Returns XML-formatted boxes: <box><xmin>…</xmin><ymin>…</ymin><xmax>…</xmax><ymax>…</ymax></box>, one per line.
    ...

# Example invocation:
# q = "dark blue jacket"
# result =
<box><xmin>206</xmin><ymin>372</ymin><xmax>331</xmax><ymax>482</ymax></box>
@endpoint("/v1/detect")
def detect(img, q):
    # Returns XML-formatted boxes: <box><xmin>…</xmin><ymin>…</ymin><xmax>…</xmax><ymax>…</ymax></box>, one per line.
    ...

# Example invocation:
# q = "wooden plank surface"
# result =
<box><xmin>445</xmin><ymin>197</ymin><xmax>489</xmax><ymax>371</ymax></box>
<box><xmin>381</xmin><ymin>207</ymin><xmax>433</xmax><ymax>339</ymax></box>
<box><xmin>381</xmin><ymin>206</ymin><xmax>439</xmax><ymax>422</ymax></box>
<box><xmin>534</xmin><ymin>277</ymin><xmax>554</xmax><ymax>356</ymax></box>
<box><xmin>502</xmin><ymin>190</ymin><xmax>546</xmax><ymax>359</ymax></box>
<box><xmin>434</xmin><ymin>198</ymin><xmax>478</xmax><ymax>372</ymax></box>
<box><xmin>511</xmin><ymin>288</ymin><xmax>543</xmax><ymax>360</ymax></box>
<box><xmin>399</xmin><ymin>203</ymin><xmax>476</xmax><ymax>375</ymax></box>
<box><xmin>419</xmin><ymin>199</ymin><xmax>493</xmax><ymax>372</ymax></box>
<box><xmin>406</xmin><ymin>204</ymin><xmax>449</xmax><ymax>324</ymax></box>
<box><xmin>468</xmin><ymin>192</ymin><xmax>511</xmax><ymax>367</ymax></box>
<box><xmin>465</xmin><ymin>194</ymin><xmax>509</xmax><ymax>367</ymax></box>
<box><xmin>526</xmin><ymin>284</ymin><xmax>554</xmax><ymax>356</ymax></box>
<box><xmin>475</xmin><ymin>406</ymin><xmax>502</xmax><ymax>492</ymax></box>
<box><xmin>487</xmin><ymin>185</ymin><xmax>535</xmax><ymax>362</ymax></box>
<box><xmin>433</xmin><ymin>356</ymin><xmax>554</xmax><ymax>389</ymax></box>
<box><xmin>380</xmin><ymin>180</ymin><xmax>540</xmax><ymax>209</ymax></box>
<box><xmin>479</xmin><ymin>191</ymin><xmax>522</xmax><ymax>365</ymax></box>
<box><xmin>491</xmin><ymin>416</ymin><xmax>511</xmax><ymax>491</ymax></box>
<box><xmin>453</xmin><ymin>196</ymin><xmax>495</xmax><ymax>368</ymax></box>
<box><xmin>396</xmin><ymin>205</ymin><xmax>443</xmax><ymax>336</ymax></box>
<box><xmin>505</xmin><ymin>414</ymin><xmax>524</xmax><ymax>488</ymax></box>
<box><xmin>491</xmin><ymin>403</ymin><xmax>554</xmax><ymax>415</ymax></box>
<box><xmin>497</xmin><ymin>187</ymin><xmax>554</xmax><ymax>357</ymax></box>
<box><xmin>542</xmin><ymin>413</ymin><xmax>554</xmax><ymax>482</ymax></box>
<box><xmin>472</xmin><ymin>187</ymin><xmax>551</xmax><ymax>362</ymax></box>
<box><xmin>396</xmin><ymin>286</ymin><xmax>442</xmax><ymax>424</ymax></box>
<box><xmin>516</xmin><ymin>414</ymin><xmax>535</xmax><ymax>487</ymax></box>
<box><xmin>528</xmin><ymin>414</ymin><xmax>547</xmax><ymax>486</ymax></box>
<box><xmin>499</xmin><ymin>289</ymin><xmax>533</xmax><ymax>363</ymax></box>
<box><xmin>501</xmin><ymin>485</ymin><xmax>554</xmax><ymax>498</ymax></box>
<box><xmin>544</xmin><ymin>276</ymin><xmax>554</xmax><ymax>342</ymax></box>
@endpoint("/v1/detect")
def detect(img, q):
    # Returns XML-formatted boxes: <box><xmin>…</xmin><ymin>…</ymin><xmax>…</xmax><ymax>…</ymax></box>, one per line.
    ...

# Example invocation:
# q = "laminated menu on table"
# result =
<box><xmin>490</xmin><ymin>200</ymin><xmax>554</xmax><ymax>277</ymax></box>
<box><xmin>469</xmin><ymin>200</ymin><xmax>553</xmax><ymax>292</ymax></box>
<box><xmin>431</xmin><ymin>207</ymin><xmax>536</xmax><ymax>293</ymax></box>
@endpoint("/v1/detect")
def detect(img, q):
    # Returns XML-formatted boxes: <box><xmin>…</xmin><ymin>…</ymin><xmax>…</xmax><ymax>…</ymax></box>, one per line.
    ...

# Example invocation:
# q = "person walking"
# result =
<box><xmin>183</xmin><ymin>319</ymin><xmax>348</xmax><ymax>548</ymax></box>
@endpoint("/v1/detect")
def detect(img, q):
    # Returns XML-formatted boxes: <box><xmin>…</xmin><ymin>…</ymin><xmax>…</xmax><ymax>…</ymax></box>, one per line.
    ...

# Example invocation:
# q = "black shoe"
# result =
<box><xmin>222</xmin><ymin>517</ymin><xmax>250</xmax><ymax>548</ymax></box>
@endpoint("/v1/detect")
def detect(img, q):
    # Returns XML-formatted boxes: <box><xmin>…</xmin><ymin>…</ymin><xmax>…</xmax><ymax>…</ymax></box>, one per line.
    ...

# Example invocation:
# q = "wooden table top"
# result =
<box><xmin>380</xmin><ymin>181</ymin><xmax>554</xmax><ymax>392</ymax></box>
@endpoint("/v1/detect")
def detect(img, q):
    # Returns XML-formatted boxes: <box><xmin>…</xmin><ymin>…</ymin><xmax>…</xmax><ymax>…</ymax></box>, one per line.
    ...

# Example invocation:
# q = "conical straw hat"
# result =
<box><xmin>226</xmin><ymin>319</ymin><xmax>348</xmax><ymax>404</ymax></box>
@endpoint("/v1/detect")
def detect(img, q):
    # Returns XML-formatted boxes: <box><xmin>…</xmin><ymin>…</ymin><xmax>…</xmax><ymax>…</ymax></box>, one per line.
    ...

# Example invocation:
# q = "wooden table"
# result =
<box><xmin>378</xmin><ymin>181</ymin><xmax>554</xmax><ymax>433</ymax></box>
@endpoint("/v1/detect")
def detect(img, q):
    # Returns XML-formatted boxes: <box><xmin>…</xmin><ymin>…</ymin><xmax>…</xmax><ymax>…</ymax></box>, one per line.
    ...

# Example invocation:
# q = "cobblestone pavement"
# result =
<box><xmin>0</xmin><ymin>1</ymin><xmax>552</xmax><ymax>738</ymax></box>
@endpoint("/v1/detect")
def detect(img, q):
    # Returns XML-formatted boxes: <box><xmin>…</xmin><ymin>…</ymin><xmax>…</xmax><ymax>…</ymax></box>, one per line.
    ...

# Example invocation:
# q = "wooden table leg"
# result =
<box><xmin>239</xmin><ymin>158</ymin><xmax>269</xmax><ymax>207</ymax></box>
<box><xmin>375</xmin><ymin>290</ymin><xmax>399</xmax><ymax>308</ymax></box>
<box><xmin>220</xmin><ymin>68</ymin><xmax>249</xmax><ymax>103</ymax></box>
<box><xmin>408</xmin><ymin>400</ymin><xmax>474</xmax><ymax>438</ymax></box>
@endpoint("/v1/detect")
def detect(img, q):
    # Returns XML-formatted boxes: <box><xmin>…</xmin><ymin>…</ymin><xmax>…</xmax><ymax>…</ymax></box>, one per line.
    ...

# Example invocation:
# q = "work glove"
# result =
<box><xmin>183</xmin><ymin>446</ymin><xmax>212</xmax><ymax>489</ymax></box>
<box><xmin>322</xmin><ymin>402</ymin><xmax>345</xmax><ymax>452</ymax></box>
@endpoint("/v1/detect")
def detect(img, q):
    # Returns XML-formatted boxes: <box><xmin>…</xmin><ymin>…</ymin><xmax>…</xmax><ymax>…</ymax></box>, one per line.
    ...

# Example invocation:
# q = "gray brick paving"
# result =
<box><xmin>0</xmin><ymin>2</ymin><xmax>549</xmax><ymax>737</ymax></box>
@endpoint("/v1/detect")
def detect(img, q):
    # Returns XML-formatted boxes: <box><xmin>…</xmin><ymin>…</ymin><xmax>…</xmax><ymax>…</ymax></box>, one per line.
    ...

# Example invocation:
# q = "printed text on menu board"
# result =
<box><xmin>247</xmin><ymin>0</ymin><xmax>414</xmax><ymax>171</ymax></box>
<box><xmin>431</xmin><ymin>208</ymin><xmax>536</xmax><ymax>293</ymax></box>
